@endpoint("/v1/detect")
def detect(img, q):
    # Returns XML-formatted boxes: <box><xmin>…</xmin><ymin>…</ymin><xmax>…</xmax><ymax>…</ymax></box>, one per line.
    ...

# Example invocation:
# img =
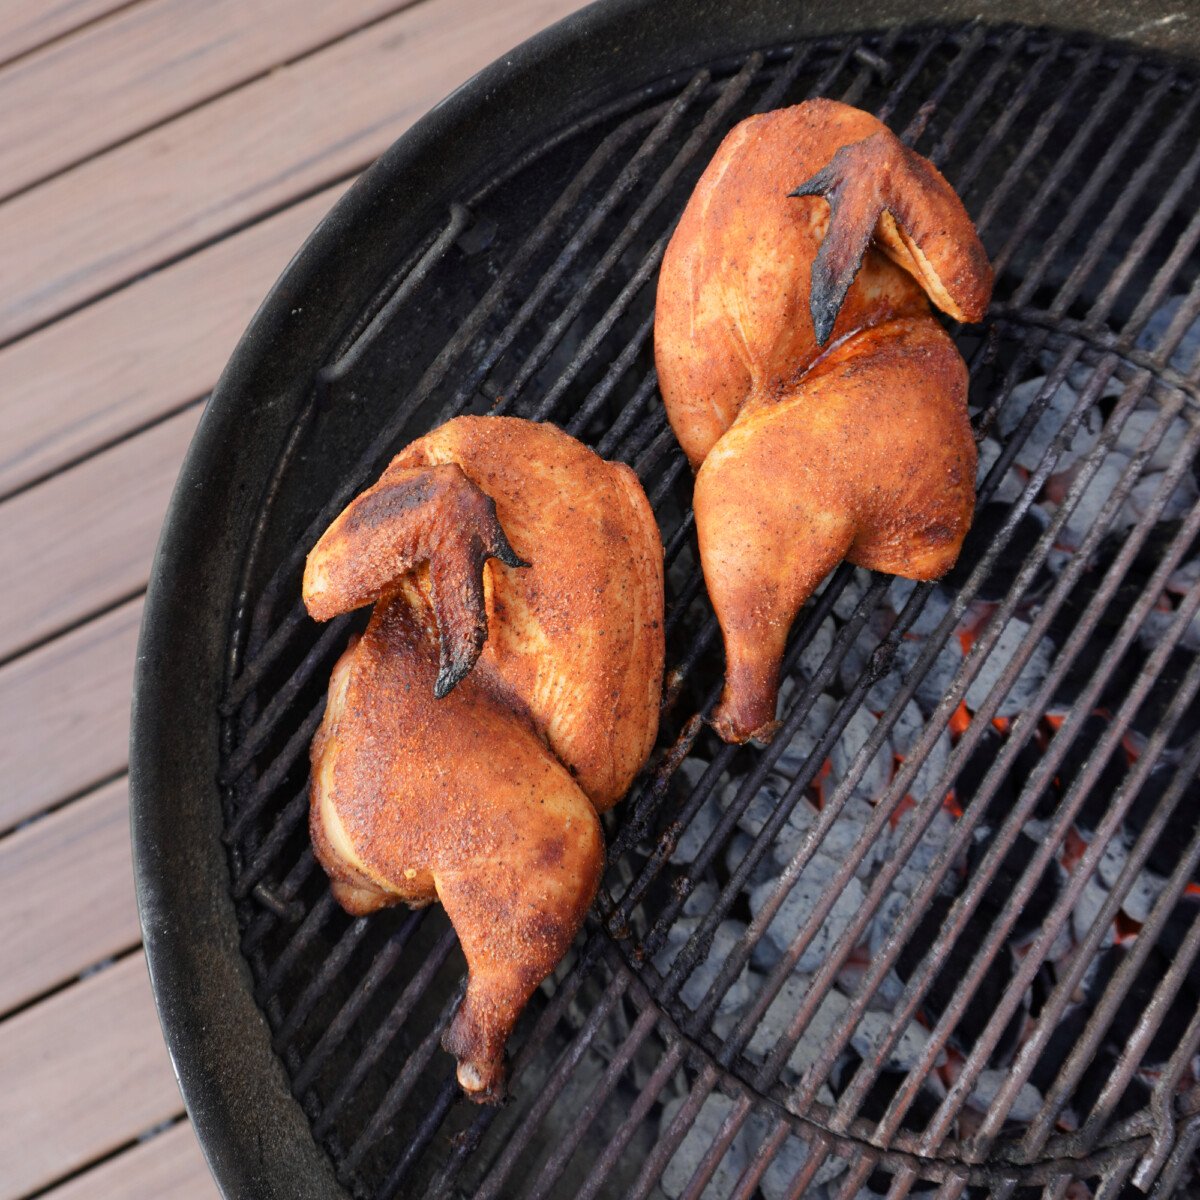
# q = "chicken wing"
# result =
<box><xmin>655</xmin><ymin>99</ymin><xmax>992</xmax><ymax>742</ymax></box>
<box><xmin>305</xmin><ymin>416</ymin><xmax>664</xmax><ymax>1099</ymax></box>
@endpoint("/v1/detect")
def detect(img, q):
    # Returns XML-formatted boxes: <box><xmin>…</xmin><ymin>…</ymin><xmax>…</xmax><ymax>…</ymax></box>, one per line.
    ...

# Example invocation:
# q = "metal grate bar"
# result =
<box><xmin>771</xmin><ymin>376</ymin><xmax>1193</xmax><ymax>1120</ymax></box>
<box><xmin>1150</xmin><ymin>1113</ymin><xmax>1200</xmax><ymax>1198</ymax></box>
<box><xmin>505</xmin><ymin>60</ymin><xmax>764</xmax><ymax>418</ymax></box>
<box><xmin>290</xmin><ymin>908</ymin><xmax>427</xmax><ymax>1095</ymax></box>
<box><xmin>680</xmin><ymin>1091</ymin><xmax>755</xmax><ymax>1200</ymax></box>
<box><xmin>231</xmin><ymin>785</ymin><xmax>307</xmax><ymax>898</ymax></box>
<box><xmin>1134</xmin><ymin>981</ymin><xmax>1200</xmax><ymax>1187</ymax></box>
<box><xmin>473</xmin><ymin>970</ymin><xmax>632</xmax><ymax>1200</ymax></box>
<box><xmin>624</xmin><ymin>1064</ymin><xmax>720</xmax><ymax>1200</ymax></box>
<box><xmin>926</xmin><ymin>27</ymin><xmax>1027</xmax><ymax>167</ymax></box>
<box><xmin>967</xmin><ymin>731</ymin><xmax>1200</xmax><ymax>1156</ymax></box>
<box><xmin>574</xmin><ymin>1040</ymin><xmax>686</xmax><ymax>1200</ymax></box>
<box><xmin>377</xmin><ymin>1076</ymin><xmax>460</xmax><ymax>1200</ymax></box>
<box><xmin>1008</xmin><ymin>66</ymin><xmax>1175</xmax><ymax>307</ymax></box>
<box><xmin>312</xmin><ymin>927</ymin><xmax>457</xmax><ymax>1138</ymax></box>
<box><xmin>523</xmin><ymin>1005</ymin><xmax>660</xmax><ymax>1200</ymax></box>
<box><xmin>727</xmin><ymin>1116</ymin><xmax>789</xmax><ymax>1200</ymax></box>
<box><xmin>1022</xmin><ymin>796</ymin><xmax>1200</xmax><ymax>1151</ymax></box>
<box><xmin>835</xmin><ymin>442</ymin><xmax>1200</xmax><ymax>1144</ymax></box>
<box><xmin>340</xmin><ymin>983</ymin><xmax>464</xmax><ymax>1174</ymax></box>
<box><xmin>914</xmin><ymin>604</ymin><xmax>1200</xmax><ymax>1156</ymax></box>
<box><xmin>687</xmin><ymin>350</ymin><xmax>1134</xmax><ymax>1075</ymax></box>
<box><xmin>951</xmin><ymin>35</ymin><xmax>1066</xmax><ymax>202</ymax></box>
<box><xmin>1051</xmin><ymin>89</ymin><xmax>1200</xmax><ymax>321</ymax></box>
<box><xmin>276</xmin><ymin>915</ymin><xmax>371</xmax><ymax>1047</ymax></box>
<box><xmin>971</xmin><ymin>42</ymin><xmax>1104</xmax><ymax>244</ymax></box>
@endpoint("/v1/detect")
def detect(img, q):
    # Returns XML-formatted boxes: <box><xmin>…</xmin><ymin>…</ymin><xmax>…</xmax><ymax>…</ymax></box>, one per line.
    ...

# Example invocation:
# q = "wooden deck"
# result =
<box><xmin>0</xmin><ymin>1</ymin><xmax>586</xmax><ymax>1194</ymax></box>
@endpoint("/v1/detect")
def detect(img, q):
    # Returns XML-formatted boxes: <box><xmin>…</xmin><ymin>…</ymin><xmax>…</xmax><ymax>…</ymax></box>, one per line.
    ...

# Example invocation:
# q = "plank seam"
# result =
<box><xmin>0</xmin><ymin>0</ymin><xmax>146</xmax><ymax>73</ymax></box>
<box><xmin>0</xmin><ymin>586</ymin><xmax>148</xmax><ymax>673</ymax></box>
<box><xmin>0</xmin><ymin>942</ymin><xmax>145</xmax><ymax>1026</ymax></box>
<box><xmin>15</xmin><ymin>1113</ymin><xmax>191</xmax><ymax>1200</ymax></box>
<box><xmin>0</xmin><ymin>0</ymin><xmax>429</xmax><ymax>207</ymax></box>
<box><xmin>2</xmin><ymin>767</ymin><xmax>131</xmax><ymax>843</ymax></box>
<box><xmin>0</xmin><ymin>164</ymin><xmax>364</xmax><ymax>356</ymax></box>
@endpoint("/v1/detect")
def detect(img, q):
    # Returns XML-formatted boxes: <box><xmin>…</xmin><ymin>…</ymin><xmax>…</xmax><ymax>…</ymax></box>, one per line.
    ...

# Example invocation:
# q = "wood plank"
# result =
<box><xmin>0</xmin><ymin>778</ymin><xmax>139</xmax><ymax>1017</ymax></box>
<box><xmin>0</xmin><ymin>182</ymin><xmax>348</xmax><ymax>497</ymax></box>
<box><xmin>0</xmin><ymin>0</ymin><xmax>411</xmax><ymax>198</ymax></box>
<box><xmin>0</xmin><ymin>598</ymin><xmax>141</xmax><ymax>833</ymax></box>
<box><xmin>0</xmin><ymin>0</ymin><xmax>587</xmax><ymax>343</ymax></box>
<box><xmin>0</xmin><ymin>952</ymin><xmax>183</xmax><ymax>1200</ymax></box>
<box><xmin>0</xmin><ymin>0</ymin><xmax>133</xmax><ymax>66</ymax></box>
<box><xmin>43</xmin><ymin>1121</ymin><xmax>217</xmax><ymax>1200</ymax></box>
<box><xmin>1</xmin><ymin>406</ymin><xmax>201</xmax><ymax>662</ymax></box>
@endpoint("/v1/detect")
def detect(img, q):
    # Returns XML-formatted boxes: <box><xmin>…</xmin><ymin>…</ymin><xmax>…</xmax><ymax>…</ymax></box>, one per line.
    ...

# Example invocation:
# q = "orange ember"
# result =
<box><xmin>949</xmin><ymin>702</ymin><xmax>972</xmax><ymax>738</ymax></box>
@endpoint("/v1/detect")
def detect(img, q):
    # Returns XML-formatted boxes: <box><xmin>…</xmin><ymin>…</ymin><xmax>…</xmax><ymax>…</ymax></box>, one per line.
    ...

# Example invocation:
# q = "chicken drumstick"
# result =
<box><xmin>655</xmin><ymin>99</ymin><xmax>992</xmax><ymax>742</ymax></box>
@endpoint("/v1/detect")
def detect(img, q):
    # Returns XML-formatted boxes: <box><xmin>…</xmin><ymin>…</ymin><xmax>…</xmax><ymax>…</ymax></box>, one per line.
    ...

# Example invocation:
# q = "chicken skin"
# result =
<box><xmin>304</xmin><ymin>416</ymin><xmax>664</xmax><ymax>1099</ymax></box>
<box><xmin>655</xmin><ymin>99</ymin><xmax>992</xmax><ymax>742</ymax></box>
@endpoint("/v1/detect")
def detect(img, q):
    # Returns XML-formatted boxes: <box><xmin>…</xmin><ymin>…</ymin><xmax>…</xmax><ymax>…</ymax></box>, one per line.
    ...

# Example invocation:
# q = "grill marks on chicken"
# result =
<box><xmin>655</xmin><ymin>99</ymin><xmax>993</xmax><ymax>742</ymax></box>
<box><xmin>304</xmin><ymin>417</ymin><xmax>664</xmax><ymax>1100</ymax></box>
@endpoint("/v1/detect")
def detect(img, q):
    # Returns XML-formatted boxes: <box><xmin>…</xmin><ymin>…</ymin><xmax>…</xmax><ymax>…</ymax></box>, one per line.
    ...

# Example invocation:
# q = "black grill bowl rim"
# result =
<box><xmin>130</xmin><ymin>1</ymin><xmax>1200</xmax><ymax>1197</ymax></box>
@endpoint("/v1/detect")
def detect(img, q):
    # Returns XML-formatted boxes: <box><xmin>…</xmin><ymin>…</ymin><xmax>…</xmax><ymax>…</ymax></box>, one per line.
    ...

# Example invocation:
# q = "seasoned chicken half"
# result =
<box><xmin>655</xmin><ymin>98</ymin><xmax>992</xmax><ymax>742</ymax></box>
<box><xmin>304</xmin><ymin>416</ymin><xmax>664</xmax><ymax>1100</ymax></box>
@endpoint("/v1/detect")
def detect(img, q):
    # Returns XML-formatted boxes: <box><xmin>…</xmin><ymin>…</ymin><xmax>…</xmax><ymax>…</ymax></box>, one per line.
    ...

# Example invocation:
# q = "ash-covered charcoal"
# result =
<box><xmin>832</xmin><ymin>567</ymin><xmax>877</xmax><ymax>621</ymax></box>
<box><xmin>867</xmin><ymin>636</ymin><xmax>965</xmax><ymax>716</ymax></box>
<box><xmin>889</xmin><ymin>577</ymin><xmax>954</xmax><ymax>636</ymax></box>
<box><xmin>669</xmin><ymin>790</ymin><xmax>724</xmax><ymax>867</ymax></box>
<box><xmin>818</xmin><ymin>796</ymin><xmax>883</xmax><ymax>882</ymax></box>
<box><xmin>896</xmin><ymin>895</ymin><xmax>1026</xmax><ymax>1066</ymax></box>
<box><xmin>944</xmin><ymin>502</ymin><xmax>1054</xmax><ymax>602</ymax></box>
<box><xmin>1113</xmin><ymin>409</ymin><xmax>1193</xmax><ymax>474</ymax></box>
<box><xmin>771</xmin><ymin>693</ymin><xmax>839</xmax><ymax>780</ymax></box>
<box><xmin>997</xmin><ymin>372</ymin><xmax>1105</xmax><ymax>476</ymax></box>
<box><xmin>966</xmin><ymin>1068</ymin><xmax>1043</xmax><ymax>1122</ymax></box>
<box><xmin>682</xmin><ymin>879</ymin><xmax>720</xmax><ymax>918</ymax></box>
<box><xmin>1045</xmin><ymin>712</ymin><xmax>1130</xmax><ymax>832</ymax></box>
<box><xmin>1134</xmin><ymin>293</ymin><xmax>1200</xmax><ymax>373</ymax></box>
<box><xmin>829</xmin><ymin>708</ymin><xmax>892</xmax><ymax>802</ymax></box>
<box><xmin>1122</xmin><ymin>761</ymin><xmax>1200</xmax><ymax>885</ymax></box>
<box><xmin>967</xmin><ymin>830</ymin><xmax>1064</xmax><ymax>944</ymax></box>
<box><xmin>833</xmin><ymin>1051</ymin><xmax>944</xmax><ymax>1133</ymax></box>
<box><xmin>883</xmin><ymin>805</ymin><xmax>957</xmax><ymax>898</ymax></box>
<box><xmin>1125</xmin><ymin>465</ymin><xmax>1200</xmax><ymax>527</ymax></box>
<box><xmin>761</xmin><ymin>1131</ymin><xmax>849</xmax><ymax>1198</ymax></box>
<box><xmin>975</xmin><ymin>435</ymin><xmax>1025</xmax><ymax>504</ymax></box>
<box><xmin>743</xmin><ymin>974</ymin><xmax>852</xmax><ymax>1079</ymax></box>
<box><xmin>1055</xmin><ymin>452</ymin><xmax>1136</xmax><ymax>553</ymax></box>
<box><xmin>724</xmin><ymin>828</ymin><xmax>782</xmax><ymax>891</ymax></box>
<box><xmin>653</xmin><ymin>917</ymin><xmax>756</xmax><ymax>1023</ymax></box>
<box><xmin>658</xmin><ymin>1091</ymin><xmax>765</xmax><ymax>1199</ymax></box>
<box><xmin>837</xmin><ymin>610</ymin><xmax>898</xmax><ymax>695</ymax></box>
<box><xmin>749</xmin><ymin>857</ymin><xmax>866</xmax><ymax>974</ymax></box>
<box><xmin>1072</xmin><ymin>872</ymin><xmax>1117</xmax><ymax>950</ymax></box>
<box><xmin>955</xmin><ymin>724</ymin><xmax>1053</xmax><ymax>827</ymax></box>
<box><xmin>891</xmin><ymin>699</ymin><xmax>952</xmax><ymax>802</ymax></box>
<box><xmin>782</xmin><ymin>616</ymin><xmax>836</xmax><ymax>683</ymax></box>
<box><xmin>963</xmin><ymin>616</ymin><xmax>1056</xmax><ymax>718</ymax></box>
<box><xmin>849</xmin><ymin>1009</ymin><xmax>940</xmax><ymax>1073</ymax></box>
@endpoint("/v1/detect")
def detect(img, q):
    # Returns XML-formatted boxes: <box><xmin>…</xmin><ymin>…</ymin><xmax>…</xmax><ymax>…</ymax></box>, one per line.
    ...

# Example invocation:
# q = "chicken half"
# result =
<box><xmin>303</xmin><ymin>416</ymin><xmax>664</xmax><ymax>1100</ymax></box>
<box><xmin>655</xmin><ymin>99</ymin><xmax>993</xmax><ymax>742</ymax></box>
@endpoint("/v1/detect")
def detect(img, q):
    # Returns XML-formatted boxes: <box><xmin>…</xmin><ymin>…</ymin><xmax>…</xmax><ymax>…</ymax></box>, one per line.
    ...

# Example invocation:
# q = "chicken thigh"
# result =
<box><xmin>304</xmin><ymin>416</ymin><xmax>664</xmax><ymax>1099</ymax></box>
<box><xmin>655</xmin><ymin>99</ymin><xmax>992</xmax><ymax>742</ymax></box>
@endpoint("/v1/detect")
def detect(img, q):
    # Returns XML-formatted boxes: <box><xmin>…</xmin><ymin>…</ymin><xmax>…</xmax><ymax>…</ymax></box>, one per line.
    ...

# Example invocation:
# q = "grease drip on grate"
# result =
<box><xmin>218</xmin><ymin>23</ymin><xmax>1200</xmax><ymax>1200</ymax></box>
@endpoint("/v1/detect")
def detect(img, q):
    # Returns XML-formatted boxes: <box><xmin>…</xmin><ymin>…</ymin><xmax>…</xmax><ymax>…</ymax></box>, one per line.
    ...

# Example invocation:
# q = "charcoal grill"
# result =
<box><xmin>131</xmin><ymin>2</ymin><xmax>1200</xmax><ymax>1197</ymax></box>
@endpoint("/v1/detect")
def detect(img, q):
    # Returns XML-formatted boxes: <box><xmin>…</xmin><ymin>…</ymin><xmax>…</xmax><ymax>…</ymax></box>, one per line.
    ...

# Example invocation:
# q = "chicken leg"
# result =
<box><xmin>655</xmin><ymin>99</ymin><xmax>992</xmax><ymax>742</ymax></box>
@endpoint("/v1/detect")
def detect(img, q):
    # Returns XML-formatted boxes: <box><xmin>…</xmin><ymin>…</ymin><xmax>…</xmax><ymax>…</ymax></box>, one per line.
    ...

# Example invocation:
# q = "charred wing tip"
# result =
<box><xmin>788</xmin><ymin>161</ymin><xmax>837</xmax><ymax>200</ymax></box>
<box><xmin>491</xmin><ymin>537</ymin><xmax>530</xmax><ymax>570</ymax></box>
<box><xmin>810</xmin><ymin>298</ymin><xmax>837</xmax><ymax>347</ymax></box>
<box><xmin>433</xmin><ymin>657</ymin><xmax>472</xmax><ymax>700</ymax></box>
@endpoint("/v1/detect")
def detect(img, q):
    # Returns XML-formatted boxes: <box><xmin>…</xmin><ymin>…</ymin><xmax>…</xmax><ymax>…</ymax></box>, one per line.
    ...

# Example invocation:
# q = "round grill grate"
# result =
<box><xmin>218</xmin><ymin>23</ymin><xmax>1200</xmax><ymax>1199</ymax></box>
